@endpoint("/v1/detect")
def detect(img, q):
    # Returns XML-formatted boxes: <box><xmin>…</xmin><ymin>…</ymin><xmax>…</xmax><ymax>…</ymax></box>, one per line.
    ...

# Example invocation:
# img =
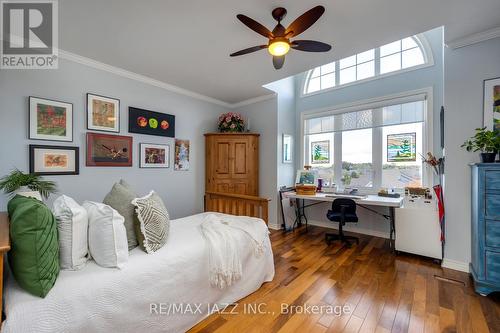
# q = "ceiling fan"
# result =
<box><xmin>230</xmin><ymin>5</ymin><xmax>331</xmax><ymax>70</ymax></box>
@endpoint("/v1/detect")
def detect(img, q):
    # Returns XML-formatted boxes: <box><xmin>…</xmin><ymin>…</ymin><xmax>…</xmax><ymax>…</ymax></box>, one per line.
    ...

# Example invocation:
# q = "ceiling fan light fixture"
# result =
<box><xmin>268</xmin><ymin>40</ymin><xmax>290</xmax><ymax>56</ymax></box>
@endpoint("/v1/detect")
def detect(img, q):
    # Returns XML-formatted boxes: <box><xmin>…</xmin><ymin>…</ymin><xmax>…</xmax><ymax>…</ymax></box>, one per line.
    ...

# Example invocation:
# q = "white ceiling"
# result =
<box><xmin>59</xmin><ymin>0</ymin><xmax>500</xmax><ymax>104</ymax></box>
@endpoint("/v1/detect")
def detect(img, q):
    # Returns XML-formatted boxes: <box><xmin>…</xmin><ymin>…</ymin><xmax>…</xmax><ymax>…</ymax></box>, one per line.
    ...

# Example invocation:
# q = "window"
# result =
<box><xmin>304</xmin><ymin>62</ymin><xmax>335</xmax><ymax>94</ymax></box>
<box><xmin>380</xmin><ymin>37</ymin><xmax>424</xmax><ymax>74</ymax></box>
<box><xmin>303</xmin><ymin>35</ymin><xmax>430</xmax><ymax>95</ymax></box>
<box><xmin>303</xmin><ymin>95</ymin><xmax>429</xmax><ymax>190</ymax></box>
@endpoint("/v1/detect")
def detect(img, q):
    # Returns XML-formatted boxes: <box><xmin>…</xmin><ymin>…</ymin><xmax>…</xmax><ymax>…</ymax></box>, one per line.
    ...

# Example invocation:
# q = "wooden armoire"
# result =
<box><xmin>205</xmin><ymin>133</ymin><xmax>259</xmax><ymax>196</ymax></box>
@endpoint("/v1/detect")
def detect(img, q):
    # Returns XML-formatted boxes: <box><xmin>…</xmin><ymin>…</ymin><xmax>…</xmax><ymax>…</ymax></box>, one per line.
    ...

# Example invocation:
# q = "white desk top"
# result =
<box><xmin>286</xmin><ymin>192</ymin><xmax>404</xmax><ymax>208</ymax></box>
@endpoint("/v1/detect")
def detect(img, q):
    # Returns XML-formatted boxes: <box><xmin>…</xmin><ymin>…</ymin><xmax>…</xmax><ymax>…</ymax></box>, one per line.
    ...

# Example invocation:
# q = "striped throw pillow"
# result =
<box><xmin>132</xmin><ymin>191</ymin><xmax>169</xmax><ymax>253</ymax></box>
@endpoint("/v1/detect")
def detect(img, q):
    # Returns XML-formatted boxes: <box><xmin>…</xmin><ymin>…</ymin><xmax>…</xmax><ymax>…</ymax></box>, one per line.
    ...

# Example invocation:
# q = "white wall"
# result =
<box><xmin>234</xmin><ymin>98</ymin><xmax>279</xmax><ymax>228</ymax></box>
<box><xmin>443</xmin><ymin>37</ymin><xmax>500</xmax><ymax>269</ymax></box>
<box><xmin>0</xmin><ymin>58</ymin><xmax>228</xmax><ymax>218</ymax></box>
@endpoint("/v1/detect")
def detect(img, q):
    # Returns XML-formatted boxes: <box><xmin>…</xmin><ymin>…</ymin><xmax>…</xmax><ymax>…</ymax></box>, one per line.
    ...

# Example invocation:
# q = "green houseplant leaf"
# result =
<box><xmin>0</xmin><ymin>169</ymin><xmax>57</xmax><ymax>200</ymax></box>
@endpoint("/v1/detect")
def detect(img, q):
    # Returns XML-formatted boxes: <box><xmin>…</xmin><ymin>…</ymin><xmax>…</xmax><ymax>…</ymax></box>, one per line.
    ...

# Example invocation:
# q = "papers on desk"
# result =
<box><xmin>325</xmin><ymin>193</ymin><xmax>367</xmax><ymax>200</ymax></box>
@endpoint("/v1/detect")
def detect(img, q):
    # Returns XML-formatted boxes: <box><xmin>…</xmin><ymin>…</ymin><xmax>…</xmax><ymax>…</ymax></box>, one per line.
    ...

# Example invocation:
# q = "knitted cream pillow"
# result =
<box><xmin>132</xmin><ymin>191</ymin><xmax>169</xmax><ymax>253</ymax></box>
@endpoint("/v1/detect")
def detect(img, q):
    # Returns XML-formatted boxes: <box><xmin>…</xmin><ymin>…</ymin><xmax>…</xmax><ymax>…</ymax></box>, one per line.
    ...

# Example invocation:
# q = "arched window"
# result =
<box><xmin>303</xmin><ymin>35</ymin><xmax>432</xmax><ymax>95</ymax></box>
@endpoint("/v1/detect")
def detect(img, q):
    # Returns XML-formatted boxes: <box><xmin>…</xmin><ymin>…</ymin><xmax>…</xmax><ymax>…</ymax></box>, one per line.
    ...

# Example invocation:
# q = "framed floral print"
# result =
<box><xmin>140</xmin><ymin>143</ymin><xmax>170</xmax><ymax>168</ymax></box>
<box><xmin>87</xmin><ymin>93</ymin><xmax>120</xmax><ymax>133</ymax></box>
<box><xmin>29</xmin><ymin>96</ymin><xmax>73</xmax><ymax>142</ymax></box>
<box><xmin>29</xmin><ymin>145</ymin><xmax>79</xmax><ymax>175</ymax></box>
<box><xmin>483</xmin><ymin>77</ymin><xmax>500</xmax><ymax>131</ymax></box>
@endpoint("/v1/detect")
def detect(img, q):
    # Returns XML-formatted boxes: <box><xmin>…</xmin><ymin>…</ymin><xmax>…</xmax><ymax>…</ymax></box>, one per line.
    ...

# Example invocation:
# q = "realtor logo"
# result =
<box><xmin>1</xmin><ymin>0</ymin><xmax>58</xmax><ymax>69</ymax></box>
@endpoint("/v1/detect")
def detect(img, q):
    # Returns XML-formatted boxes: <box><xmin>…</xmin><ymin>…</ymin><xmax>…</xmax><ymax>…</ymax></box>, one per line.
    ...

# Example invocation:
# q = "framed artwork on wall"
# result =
<box><xmin>140</xmin><ymin>143</ymin><xmax>169</xmax><ymax>168</ymax></box>
<box><xmin>87</xmin><ymin>93</ymin><xmax>120</xmax><ymax>133</ymax></box>
<box><xmin>283</xmin><ymin>134</ymin><xmax>293</xmax><ymax>163</ymax></box>
<box><xmin>86</xmin><ymin>132</ymin><xmax>133</xmax><ymax>167</ymax></box>
<box><xmin>129</xmin><ymin>107</ymin><xmax>175</xmax><ymax>137</ymax></box>
<box><xmin>483</xmin><ymin>77</ymin><xmax>500</xmax><ymax>131</ymax></box>
<box><xmin>387</xmin><ymin>132</ymin><xmax>416</xmax><ymax>162</ymax></box>
<box><xmin>311</xmin><ymin>140</ymin><xmax>330</xmax><ymax>164</ymax></box>
<box><xmin>174</xmin><ymin>139</ymin><xmax>190</xmax><ymax>171</ymax></box>
<box><xmin>29</xmin><ymin>145</ymin><xmax>79</xmax><ymax>175</ymax></box>
<box><xmin>29</xmin><ymin>96</ymin><xmax>73</xmax><ymax>142</ymax></box>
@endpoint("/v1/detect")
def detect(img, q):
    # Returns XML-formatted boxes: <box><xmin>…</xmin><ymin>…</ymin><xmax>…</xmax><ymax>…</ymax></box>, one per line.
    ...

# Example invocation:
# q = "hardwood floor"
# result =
<box><xmin>189</xmin><ymin>225</ymin><xmax>500</xmax><ymax>333</ymax></box>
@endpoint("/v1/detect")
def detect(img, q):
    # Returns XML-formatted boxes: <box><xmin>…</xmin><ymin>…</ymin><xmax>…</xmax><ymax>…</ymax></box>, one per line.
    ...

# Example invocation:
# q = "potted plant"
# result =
<box><xmin>461</xmin><ymin>127</ymin><xmax>500</xmax><ymax>163</ymax></box>
<box><xmin>0</xmin><ymin>169</ymin><xmax>57</xmax><ymax>200</ymax></box>
<box><xmin>217</xmin><ymin>112</ymin><xmax>245</xmax><ymax>133</ymax></box>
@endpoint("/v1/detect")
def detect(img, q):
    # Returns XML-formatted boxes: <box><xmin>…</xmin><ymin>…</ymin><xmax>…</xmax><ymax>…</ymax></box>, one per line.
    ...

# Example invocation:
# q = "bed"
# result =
<box><xmin>1</xmin><ymin>212</ymin><xmax>275</xmax><ymax>333</ymax></box>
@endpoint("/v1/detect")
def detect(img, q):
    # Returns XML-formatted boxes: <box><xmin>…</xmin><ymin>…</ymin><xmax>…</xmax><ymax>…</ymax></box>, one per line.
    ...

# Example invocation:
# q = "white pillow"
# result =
<box><xmin>52</xmin><ymin>195</ymin><xmax>89</xmax><ymax>270</ymax></box>
<box><xmin>83</xmin><ymin>201</ymin><xmax>128</xmax><ymax>268</ymax></box>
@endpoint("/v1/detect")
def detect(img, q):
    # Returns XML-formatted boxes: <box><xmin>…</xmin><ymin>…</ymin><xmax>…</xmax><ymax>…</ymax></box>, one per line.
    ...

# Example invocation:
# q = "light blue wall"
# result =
<box><xmin>0</xmin><ymin>58</ymin><xmax>228</xmax><ymax>217</ymax></box>
<box><xmin>233</xmin><ymin>98</ymin><xmax>279</xmax><ymax>227</ymax></box>
<box><xmin>443</xmin><ymin>37</ymin><xmax>500</xmax><ymax>268</ymax></box>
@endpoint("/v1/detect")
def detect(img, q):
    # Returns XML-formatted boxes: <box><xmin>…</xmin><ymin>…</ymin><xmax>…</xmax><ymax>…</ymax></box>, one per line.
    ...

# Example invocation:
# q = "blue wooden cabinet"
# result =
<box><xmin>470</xmin><ymin>163</ymin><xmax>500</xmax><ymax>295</ymax></box>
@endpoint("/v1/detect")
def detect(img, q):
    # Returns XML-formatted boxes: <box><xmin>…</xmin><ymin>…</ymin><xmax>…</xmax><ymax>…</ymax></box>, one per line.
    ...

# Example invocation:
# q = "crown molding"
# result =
<box><xmin>58</xmin><ymin>50</ymin><xmax>233</xmax><ymax>108</ymax></box>
<box><xmin>230</xmin><ymin>93</ymin><xmax>277</xmax><ymax>109</ymax></box>
<box><xmin>446</xmin><ymin>26</ymin><xmax>500</xmax><ymax>50</ymax></box>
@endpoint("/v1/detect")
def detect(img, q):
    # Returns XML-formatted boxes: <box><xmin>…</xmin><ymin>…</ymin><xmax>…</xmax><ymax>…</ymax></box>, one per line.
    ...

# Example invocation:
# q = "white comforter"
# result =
<box><xmin>2</xmin><ymin>213</ymin><xmax>275</xmax><ymax>333</ymax></box>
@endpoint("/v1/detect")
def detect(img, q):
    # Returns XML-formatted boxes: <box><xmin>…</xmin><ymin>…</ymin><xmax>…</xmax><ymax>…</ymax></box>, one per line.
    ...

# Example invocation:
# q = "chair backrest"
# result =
<box><xmin>331</xmin><ymin>198</ymin><xmax>357</xmax><ymax>214</ymax></box>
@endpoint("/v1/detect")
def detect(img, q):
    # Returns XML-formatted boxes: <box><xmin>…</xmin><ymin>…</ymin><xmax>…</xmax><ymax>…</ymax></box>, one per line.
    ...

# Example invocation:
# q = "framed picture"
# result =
<box><xmin>87</xmin><ymin>93</ymin><xmax>120</xmax><ymax>133</ymax></box>
<box><xmin>29</xmin><ymin>96</ymin><xmax>73</xmax><ymax>142</ymax></box>
<box><xmin>174</xmin><ymin>139</ymin><xmax>190</xmax><ymax>171</ymax></box>
<box><xmin>29</xmin><ymin>145</ymin><xmax>79</xmax><ymax>175</ymax></box>
<box><xmin>311</xmin><ymin>140</ymin><xmax>330</xmax><ymax>164</ymax></box>
<box><xmin>483</xmin><ymin>77</ymin><xmax>500</xmax><ymax>131</ymax></box>
<box><xmin>387</xmin><ymin>132</ymin><xmax>417</xmax><ymax>162</ymax></box>
<box><xmin>140</xmin><ymin>143</ymin><xmax>169</xmax><ymax>168</ymax></box>
<box><xmin>86</xmin><ymin>132</ymin><xmax>133</xmax><ymax>167</ymax></box>
<box><xmin>283</xmin><ymin>134</ymin><xmax>293</xmax><ymax>163</ymax></box>
<box><xmin>129</xmin><ymin>107</ymin><xmax>175</xmax><ymax>137</ymax></box>
<box><xmin>295</xmin><ymin>170</ymin><xmax>318</xmax><ymax>185</ymax></box>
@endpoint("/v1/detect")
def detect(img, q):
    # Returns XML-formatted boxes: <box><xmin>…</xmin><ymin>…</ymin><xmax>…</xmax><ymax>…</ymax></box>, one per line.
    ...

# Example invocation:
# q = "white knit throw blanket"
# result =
<box><xmin>200</xmin><ymin>214</ymin><xmax>269</xmax><ymax>289</ymax></box>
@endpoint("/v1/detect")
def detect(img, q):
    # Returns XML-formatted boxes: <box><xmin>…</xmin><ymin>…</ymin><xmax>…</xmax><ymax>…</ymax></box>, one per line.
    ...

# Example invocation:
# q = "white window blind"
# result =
<box><xmin>304</xmin><ymin>97</ymin><xmax>425</xmax><ymax>135</ymax></box>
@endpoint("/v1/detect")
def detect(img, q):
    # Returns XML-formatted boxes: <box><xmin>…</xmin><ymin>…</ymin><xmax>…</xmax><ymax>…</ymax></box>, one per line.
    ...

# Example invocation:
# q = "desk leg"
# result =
<box><xmin>302</xmin><ymin>199</ymin><xmax>308</xmax><ymax>231</ymax></box>
<box><xmin>389</xmin><ymin>207</ymin><xmax>395</xmax><ymax>250</ymax></box>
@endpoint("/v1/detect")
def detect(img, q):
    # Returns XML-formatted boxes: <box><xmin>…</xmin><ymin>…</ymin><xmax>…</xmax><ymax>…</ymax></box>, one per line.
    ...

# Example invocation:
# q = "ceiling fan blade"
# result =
<box><xmin>230</xmin><ymin>45</ymin><xmax>268</xmax><ymax>57</ymax></box>
<box><xmin>273</xmin><ymin>56</ymin><xmax>285</xmax><ymax>70</ymax></box>
<box><xmin>285</xmin><ymin>6</ymin><xmax>325</xmax><ymax>38</ymax></box>
<box><xmin>291</xmin><ymin>40</ymin><xmax>331</xmax><ymax>52</ymax></box>
<box><xmin>237</xmin><ymin>14</ymin><xmax>273</xmax><ymax>39</ymax></box>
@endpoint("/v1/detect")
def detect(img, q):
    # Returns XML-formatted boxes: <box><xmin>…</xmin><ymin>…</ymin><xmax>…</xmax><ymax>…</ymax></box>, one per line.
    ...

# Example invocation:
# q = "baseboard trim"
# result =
<box><xmin>306</xmin><ymin>219</ymin><xmax>390</xmax><ymax>239</ymax></box>
<box><xmin>441</xmin><ymin>258</ymin><xmax>470</xmax><ymax>273</ymax></box>
<box><xmin>268</xmin><ymin>224</ymin><xmax>281</xmax><ymax>231</ymax></box>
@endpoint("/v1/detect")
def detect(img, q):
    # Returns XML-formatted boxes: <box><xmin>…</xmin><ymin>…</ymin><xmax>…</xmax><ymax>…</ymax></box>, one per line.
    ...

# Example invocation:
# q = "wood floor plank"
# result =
<box><xmin>187</xmin><ymin>225</ymin><xmax>499</xmax><ymax>333</ymax></box>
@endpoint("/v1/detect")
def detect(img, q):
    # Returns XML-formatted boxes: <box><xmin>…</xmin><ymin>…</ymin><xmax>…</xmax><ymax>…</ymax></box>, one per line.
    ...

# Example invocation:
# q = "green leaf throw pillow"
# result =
<box><xmin>7</xmin><ymin>195</ymin><xmax>59</xmax><ymax>297</ymax></box>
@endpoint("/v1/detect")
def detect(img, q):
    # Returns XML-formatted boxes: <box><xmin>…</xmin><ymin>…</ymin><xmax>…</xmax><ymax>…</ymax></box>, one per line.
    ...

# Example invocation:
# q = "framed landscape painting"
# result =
<box><xmin>483</xmin><ymin>77</ymin><xmax>500</xmax><ymax>131</ymax></box>
<box><xmin>140</xmin><ymin>143</ymin><xmax>169</xmax><ymax>168</ymax></box>
<box><xmin>87</xmin><ymin>93</ymin><xmax>120</xmax><ymax>132</ymax></box>
<box><xmin>129</xmin><ymin>107</ymin><xmax>175</xmax><ymax>137</ymax></box>
<box><xmin>174</xmin><ymin>139</ymin><xmax>190</xmax><ymax>171</ymax></box>
<box><xmin>311</xmin><ymin>140</ymin><xmax>330</xmax><ymax>164</ymax></box>
<box><xmin>86</xmin><ymin>132</ymin><xmax>133</xmax><ymax>167</ymax></box>
<box><xmin>29</xmin><ymin>145</ymin><xmax>79</xmax><ymax>175</ymax></box>
<box><xmin>29</xmin><ymin>97</ymin><xmax>73</xmax><ymax>142</ymax></box>
<box><xmin>387</xmin><ymin>132</ymin><xmax>416</xmax><ymax>162</ymax></box>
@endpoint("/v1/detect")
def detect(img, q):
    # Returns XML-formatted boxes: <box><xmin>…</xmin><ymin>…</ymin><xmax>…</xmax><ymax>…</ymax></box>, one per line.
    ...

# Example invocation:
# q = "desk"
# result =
<box><xmin>285</xmin><ymin>193</ymin><xmax>404</xmax><ymax>248</ymax></box>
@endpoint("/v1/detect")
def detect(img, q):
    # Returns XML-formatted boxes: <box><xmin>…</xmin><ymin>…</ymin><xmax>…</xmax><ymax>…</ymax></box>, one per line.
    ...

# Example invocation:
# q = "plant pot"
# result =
<box><xmin>480</xmin><ymin>152</ymin><xmax>497</xmax><ymax>163</ymax></box>
<box><xmin>14</xmin><ymin>186</ymin><xmax>42</xmax><ymax>201</ymax></box>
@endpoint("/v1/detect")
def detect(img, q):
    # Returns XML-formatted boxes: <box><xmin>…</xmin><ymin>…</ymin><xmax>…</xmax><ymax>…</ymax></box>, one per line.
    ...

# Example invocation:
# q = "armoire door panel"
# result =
<box><xmin>234</xmin><ymin>142</ymin><xmax>247</xmax><ymax>175</ymax></box>
<box><xmin>215</xmin><ymin>142</ymin><xmax>230</xmax><ymax>175</ymax></box>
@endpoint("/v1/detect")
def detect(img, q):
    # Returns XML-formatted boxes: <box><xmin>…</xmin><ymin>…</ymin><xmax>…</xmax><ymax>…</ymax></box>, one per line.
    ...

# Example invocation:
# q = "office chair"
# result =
<box><xmin>325</xmin><ymin>198</ymin><xmax>359</xmax><ymax>246</ymax></box>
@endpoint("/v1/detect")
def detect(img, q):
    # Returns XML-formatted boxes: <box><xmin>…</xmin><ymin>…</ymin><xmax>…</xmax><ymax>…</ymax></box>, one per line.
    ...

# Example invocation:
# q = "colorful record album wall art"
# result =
<box><xmin>128</xmin><ymin>107</ymin><xmax>175</xmax><ymax>137</ymax></box>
